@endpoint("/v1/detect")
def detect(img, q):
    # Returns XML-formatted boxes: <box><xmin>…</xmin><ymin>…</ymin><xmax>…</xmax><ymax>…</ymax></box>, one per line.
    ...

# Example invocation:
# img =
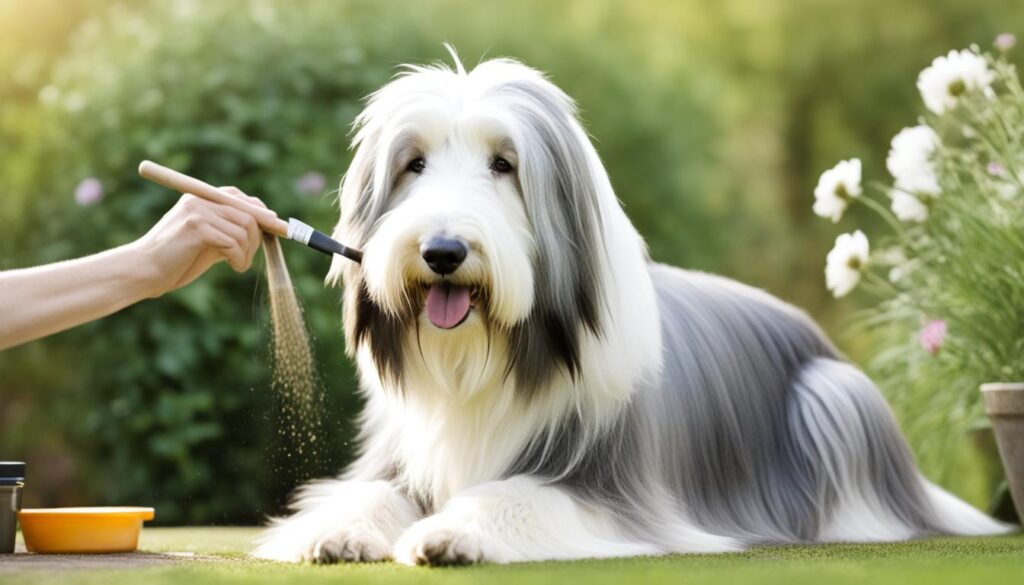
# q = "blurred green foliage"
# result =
<box><xmin>0</xmin><ymin>0</ymin><xmax>1022</xmax><ymax>523</ymax></box>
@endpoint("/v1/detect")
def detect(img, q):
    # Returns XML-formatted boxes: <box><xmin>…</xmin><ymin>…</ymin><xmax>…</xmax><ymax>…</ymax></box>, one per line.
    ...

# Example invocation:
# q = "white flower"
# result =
<box><xmin>825</xmin><ymin>230</ymin><xmax>870</xmax><ymax>298</ymax></box>
<box><xmin>916</xmin><ymin>49</ymin><xmax>994</xmax><ymax>115</ymax></box>
<box><xmin>887</xmin><ymin>125</ymin><xmax>941</xmax><ymax>197</ymax></box>
<box><xmin>890</xmin><ymin>190</ymin><xmax>929</xmax><ymax>222</ymax></box>
<box><xmin>813</xmin><ymin>159</ymin><xmax>862</xmax><ymax>222</ymax></box>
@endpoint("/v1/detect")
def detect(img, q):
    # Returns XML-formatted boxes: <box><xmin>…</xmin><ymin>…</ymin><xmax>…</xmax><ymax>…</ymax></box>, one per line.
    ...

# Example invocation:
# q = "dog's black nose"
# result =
<box><xmin>421</xmin><ymin>236</ymin><xmax>467</xmax><ymax>276</ymax></box>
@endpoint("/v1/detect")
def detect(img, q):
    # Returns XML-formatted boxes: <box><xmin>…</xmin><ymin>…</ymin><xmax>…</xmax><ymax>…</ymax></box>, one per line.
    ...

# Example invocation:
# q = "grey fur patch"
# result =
<box><xmin>789</xmin><ymin>358</ymin><xmax>942</xmax><ymax>534</ymax></box>
<box><xmin>493</xmin><ymin>80</ymin><xmax>605</xmax><ymax>393</ymax></box>
<box><xmin>510</xmin><ymin>263</ymin><xmax>944</xmax><ymax>545</ymax></box>
<box><xmin>345</xmin><ymin>134</ymin><xmax>383</xmax><ymax>232</ymax></box>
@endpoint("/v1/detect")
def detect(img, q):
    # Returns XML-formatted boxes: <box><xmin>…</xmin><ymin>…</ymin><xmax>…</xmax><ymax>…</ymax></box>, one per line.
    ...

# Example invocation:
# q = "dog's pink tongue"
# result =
<box><xmin>425</xmin><ymin>283</ymin><xmax>471</xmax><ymax>329</ymax></box>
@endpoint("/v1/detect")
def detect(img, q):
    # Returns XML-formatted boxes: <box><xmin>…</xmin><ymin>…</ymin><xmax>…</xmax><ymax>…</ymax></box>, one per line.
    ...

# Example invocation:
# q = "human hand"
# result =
<box><xmin>132</xmin><ymin>187</ymin><xmax>271</xmax><ymax>297</ymax></box>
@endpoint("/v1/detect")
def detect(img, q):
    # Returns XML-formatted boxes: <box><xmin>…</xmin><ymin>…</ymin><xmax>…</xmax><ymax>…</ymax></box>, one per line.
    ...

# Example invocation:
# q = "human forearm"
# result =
<box><xmin>0</xmin><ymin>190</ymin><xmax>265</xmax><ymax>351</ymax></box>
<box><xmin>0</xmin><ymin>242</ymin><xmax>158</xmax><ymax>350</ymax></box>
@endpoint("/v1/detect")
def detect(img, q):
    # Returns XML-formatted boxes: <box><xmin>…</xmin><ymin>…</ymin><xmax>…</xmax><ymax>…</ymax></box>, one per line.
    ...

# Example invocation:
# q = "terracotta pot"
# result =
<box><xmin>980</xmin><ymin>383</ymin><xmax>1024</xmax><ymax>521</ymax></box>
<box><xmin>969</xmin><ymin>425</ymin><xmax>1020</xmax><ymax>522</ymax></box>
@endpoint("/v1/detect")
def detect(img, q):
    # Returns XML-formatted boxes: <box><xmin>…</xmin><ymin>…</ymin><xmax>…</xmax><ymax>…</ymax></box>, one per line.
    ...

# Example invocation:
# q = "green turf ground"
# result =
<box><xmin>4</xmin><ymin>528</ymin><xmax>1024</xmax><ymax>585</ymax></box>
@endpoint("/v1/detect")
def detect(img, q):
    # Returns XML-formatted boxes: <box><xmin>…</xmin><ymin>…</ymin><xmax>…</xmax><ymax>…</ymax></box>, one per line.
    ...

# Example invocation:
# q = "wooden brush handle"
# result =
<box><xmin>138</xmin><ymin>160</ymin><xmax>289</xmax><ymax>238</ymax></box>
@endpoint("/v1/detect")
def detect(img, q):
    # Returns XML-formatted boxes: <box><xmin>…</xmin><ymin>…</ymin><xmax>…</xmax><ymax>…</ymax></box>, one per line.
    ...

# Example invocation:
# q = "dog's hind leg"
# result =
<box><xmin>393</xmin><ymin>475</ymin><xmax>737</xmax><ymax>565</ymax></box>
<box><xmin>789</xmin><ymin>358</ymin><xmax>1011</xmax><ymax>542</ymax></box>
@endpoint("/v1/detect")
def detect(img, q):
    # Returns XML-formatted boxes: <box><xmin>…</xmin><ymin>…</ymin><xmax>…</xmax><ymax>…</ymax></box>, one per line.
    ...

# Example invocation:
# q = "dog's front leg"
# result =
<box><xmin>252</xmin><ymin>479</ymin><xmax>420</xmax><ymax>563</ymax></box>
<box><xmin>393</xmin><ymin>475</ymin><xmax>663</xmax><ymax>565</ymax></box>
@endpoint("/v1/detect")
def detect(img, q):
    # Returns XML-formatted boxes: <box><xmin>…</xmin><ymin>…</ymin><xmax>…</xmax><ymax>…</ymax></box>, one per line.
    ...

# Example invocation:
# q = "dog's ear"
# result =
<box><xmin>331</xmin><ymin>128</ymin><xmax>404</xmax><ymax>375</ymax></box>
<box><xmin>327</xmin><ymin>130</ymin><xmax>377</xmax><ymax>290</ymax></box>
<box><xmin>328</xmin><ymin>119</ymin><xmax>378</xmax><ymax>365</ymax></box>
<box><xmin>499</xmin><ymin>79</ymin><xmax>606</xmax><ymax>393</ymax></box>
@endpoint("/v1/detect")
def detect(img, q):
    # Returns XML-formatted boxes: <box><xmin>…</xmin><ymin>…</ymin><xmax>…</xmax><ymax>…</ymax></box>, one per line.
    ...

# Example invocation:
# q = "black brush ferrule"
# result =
<box><xmin>308</xmin><ymin>230</ymin><xmax>363</xmax><ymax>264</ymax></box>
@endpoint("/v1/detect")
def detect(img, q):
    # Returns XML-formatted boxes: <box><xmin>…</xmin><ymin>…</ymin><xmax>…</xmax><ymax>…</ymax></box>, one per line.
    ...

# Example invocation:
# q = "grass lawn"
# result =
<box><xmin>2</xmin><ymin>528</ymin><xmax>1023</xmax><ymax>584</ymax></box>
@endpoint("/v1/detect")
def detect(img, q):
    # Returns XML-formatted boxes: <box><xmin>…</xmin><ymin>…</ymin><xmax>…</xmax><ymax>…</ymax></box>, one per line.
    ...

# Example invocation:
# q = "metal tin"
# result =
<box><xmin>1</xmin><ymin>462</ymin><xmax>26</xmax><ymax>554</ymax></box>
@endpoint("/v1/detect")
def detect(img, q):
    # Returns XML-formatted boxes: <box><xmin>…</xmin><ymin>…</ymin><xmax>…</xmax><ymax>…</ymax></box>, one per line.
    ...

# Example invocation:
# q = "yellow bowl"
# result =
<box><xmin>18</xmin><ymin>507</ymin><xmax>155</xmax><ymax>554</ymax></box>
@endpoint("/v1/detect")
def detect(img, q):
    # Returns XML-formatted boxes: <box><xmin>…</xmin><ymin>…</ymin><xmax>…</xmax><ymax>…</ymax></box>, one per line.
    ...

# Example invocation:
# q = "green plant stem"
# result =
<box><xmin>857</xmin><ymin>190</ymin><xmax>904</xmax><ymax>233</ymax></box>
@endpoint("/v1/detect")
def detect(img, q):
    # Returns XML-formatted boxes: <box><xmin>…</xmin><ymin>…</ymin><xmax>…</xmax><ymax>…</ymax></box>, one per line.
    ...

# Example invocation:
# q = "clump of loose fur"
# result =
<box><xmin>262</xmin><ymin>234</ymin><xmax>322</xmax><ymax>464</ymax></box>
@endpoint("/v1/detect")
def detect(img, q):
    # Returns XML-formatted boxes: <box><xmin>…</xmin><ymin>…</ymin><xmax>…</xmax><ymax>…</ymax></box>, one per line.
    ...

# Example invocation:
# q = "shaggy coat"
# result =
<box><xmin>254</xmin><ymin>51</ymin><xmax>1008</xmax><ymax>565</ymax></box>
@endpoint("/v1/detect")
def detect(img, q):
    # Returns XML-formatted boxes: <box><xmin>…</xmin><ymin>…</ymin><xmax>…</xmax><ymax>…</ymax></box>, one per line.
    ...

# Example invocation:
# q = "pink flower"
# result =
<box><xmin>987</xmin><ymin>161</ymin><xmax>1005</xmax><ymax>177</ymax></box>
<box><xmin>74</xmin><ymin>177</ymin><xmax>103</xmax><ymax>206</ymax></box>
<box><xmin>919</xmin><ymin>320</ymin><xmax>947</xmax><ymax>355</ymax></box>
<box><xmin>295</xmin><ymin>171</ymin><xmax>326</xmax><ymax>197</ymax></box>
<box><xmin>995</xmin><ymin>33</ymin><xmax>1017</xmax><ymax>52</ymax></box>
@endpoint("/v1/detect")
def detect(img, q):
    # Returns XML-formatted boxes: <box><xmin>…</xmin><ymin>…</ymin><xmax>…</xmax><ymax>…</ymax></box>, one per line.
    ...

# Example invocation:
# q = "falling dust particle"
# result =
<box><xmin>263</xmin><ymin>234</ymin><xmax>324</xmax><ymax>478</ymax></box>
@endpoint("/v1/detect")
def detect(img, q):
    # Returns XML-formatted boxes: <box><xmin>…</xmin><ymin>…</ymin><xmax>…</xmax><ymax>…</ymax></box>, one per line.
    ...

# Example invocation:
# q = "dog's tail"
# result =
<box><xmin>790</xmin><ymin>358</ymin><xmax>1013</xmax><ymax>541</ymax></box>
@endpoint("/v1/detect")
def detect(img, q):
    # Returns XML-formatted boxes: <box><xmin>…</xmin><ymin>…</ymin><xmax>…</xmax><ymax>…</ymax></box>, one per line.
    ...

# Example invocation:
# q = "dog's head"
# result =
<box><xmin>329</xmin><ymin>49</ymin><xmax>619</xmax><ymax>395</ymax></box>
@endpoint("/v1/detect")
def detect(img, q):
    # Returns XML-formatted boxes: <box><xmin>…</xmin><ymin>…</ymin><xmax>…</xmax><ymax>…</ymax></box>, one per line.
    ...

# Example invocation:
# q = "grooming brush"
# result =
<box><xmin>138</xmin><ymin>160</ymin><xmax>362</xmax><ymax>263</ymax></box>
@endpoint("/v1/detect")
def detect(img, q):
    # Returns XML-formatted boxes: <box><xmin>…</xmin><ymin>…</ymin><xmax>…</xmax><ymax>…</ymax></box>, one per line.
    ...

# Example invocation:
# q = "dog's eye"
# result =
<box><xmin>407</xmin><ymin>158</ymin><xmax>426</xmax><ymax>174</ymax></box>
<box><xmin>490</xmin><ymin>156</ymin><xmax>514</xmax><ymax>174</ymax></box>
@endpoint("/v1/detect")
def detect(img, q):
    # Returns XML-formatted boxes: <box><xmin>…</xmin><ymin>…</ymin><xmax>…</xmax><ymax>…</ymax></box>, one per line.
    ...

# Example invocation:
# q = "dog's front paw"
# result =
<box><xmin>253</xmin><ymin>522</ymin><xmax>391</xmax><ymax>564</ymax></box>
<box><xmin>309</xmin><ymin>525</ymin><xmax>392</xmax><ymax>564</ymax></box>
<box><xmin>252</xmin><ymin>480</ymin><xmax>421</xmax><ymax>564</ymax></box>
<box><xmin>394</xmin><ymin>517</ymin><xmax>502</xmax><ymax>566</ymax></box>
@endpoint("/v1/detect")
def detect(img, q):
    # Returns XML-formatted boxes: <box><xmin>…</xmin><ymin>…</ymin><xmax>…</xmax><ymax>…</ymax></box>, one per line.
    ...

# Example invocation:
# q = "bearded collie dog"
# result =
<box><xmin>253</xmin><ymin>48</ymin><xmax>1009</xmax><ymax>565</ymax></box>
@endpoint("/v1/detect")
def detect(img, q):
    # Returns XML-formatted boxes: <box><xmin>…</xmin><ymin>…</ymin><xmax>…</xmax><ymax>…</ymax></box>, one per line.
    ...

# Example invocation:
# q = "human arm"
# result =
<box><xmin>0</xmin><ymin>189</ymin><xmax>267</xmax><ymax>350</ymax></box>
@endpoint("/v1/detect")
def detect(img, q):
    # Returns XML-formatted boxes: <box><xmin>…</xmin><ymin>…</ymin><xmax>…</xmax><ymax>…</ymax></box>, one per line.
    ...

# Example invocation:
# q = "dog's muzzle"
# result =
<box><xmin>418</xmin><ymin>236</ymin><xmax>474</xmax><ymax>330</ymax></box>
<box><xmin>420</xmin><ymin>236</ymin><xmax>467</xmax><ymax>276</ymax></box>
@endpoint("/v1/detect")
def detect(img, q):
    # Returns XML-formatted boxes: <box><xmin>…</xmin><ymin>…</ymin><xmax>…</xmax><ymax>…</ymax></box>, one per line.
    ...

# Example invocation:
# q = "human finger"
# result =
<box><xmin>208</xmin><ymin>201</ymin><xmax>262</xmax><ymax>268</ymax></box>
<box><xmin>198</xmin><ymin>217</ymin><xmax>250</xmax><ymax>272</ymax></box>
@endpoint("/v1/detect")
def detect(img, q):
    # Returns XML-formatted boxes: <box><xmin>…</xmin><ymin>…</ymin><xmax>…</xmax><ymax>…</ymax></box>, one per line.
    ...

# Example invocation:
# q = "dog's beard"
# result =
<box><xmin>375</xmin><ymin>278</ymin><xmax>507</xmax><ymax>401</ymax></box>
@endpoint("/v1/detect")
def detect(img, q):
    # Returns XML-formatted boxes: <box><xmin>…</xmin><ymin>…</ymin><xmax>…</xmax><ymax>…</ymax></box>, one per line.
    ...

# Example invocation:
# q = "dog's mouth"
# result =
<box><xmin>422</xmin><ymin>282</ymin><xmax>481</xmax><ymax>330</ymax></box>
